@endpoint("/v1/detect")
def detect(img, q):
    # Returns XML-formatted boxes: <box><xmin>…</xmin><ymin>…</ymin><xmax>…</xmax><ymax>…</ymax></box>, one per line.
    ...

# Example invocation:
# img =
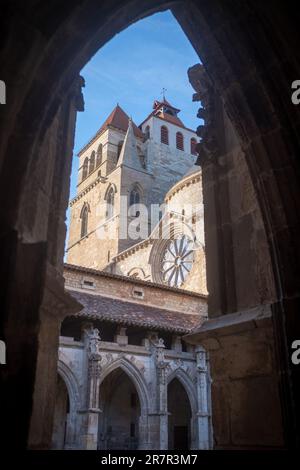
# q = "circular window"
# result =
<box><xmin>161</xmin><ymin>235</ymin><xmax>194</xmax><ymax>287</ymax></box>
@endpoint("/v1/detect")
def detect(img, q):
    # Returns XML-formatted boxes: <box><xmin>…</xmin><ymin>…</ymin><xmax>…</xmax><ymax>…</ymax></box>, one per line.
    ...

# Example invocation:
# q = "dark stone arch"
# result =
<box><xmin>0</xmin><ymin>0</ymin><xmax>299</xmax><ymax>450</ymax></box>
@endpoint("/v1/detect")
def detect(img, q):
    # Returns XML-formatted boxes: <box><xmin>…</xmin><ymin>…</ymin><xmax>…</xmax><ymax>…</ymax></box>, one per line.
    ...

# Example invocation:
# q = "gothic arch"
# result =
<box><xmin>57</xmin><ymin>360</ymin><xmax>81</xmax><ymax>413</ymax></box>
<box><xmin>80</xmin><ymin>201</ymin><xmax>90</xmax><ymax>216</ymax></box>
<box><xmin>166</xmin><ymin>368</ymin><xmax>197</xmax><ymax>416</ymax></box>
<box><xmin>56</xmin><ymin>360</ymin><xmax>81</xmax><ymax>448</ymax></box>
<box><xmin>99</xmin><ymin>357</ymin><xmax>150</xmax><ymax>417</ymax></box>
<box><xmin>104</xmin><ymin>183</ymin><xmax>117</xmax><ymax>200</ymax></box>
<box><xmin>1</xmin><ymin>0</ymin><xmax>299</xmax><ymax>450</ymax></box>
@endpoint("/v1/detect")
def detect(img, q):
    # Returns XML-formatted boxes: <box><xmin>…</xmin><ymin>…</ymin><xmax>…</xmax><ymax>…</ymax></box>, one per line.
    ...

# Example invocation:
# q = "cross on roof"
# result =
<box><xmin>161</xmin><ymin>88</ymin><xmax>167</xmax><ymax>101</ymax></box>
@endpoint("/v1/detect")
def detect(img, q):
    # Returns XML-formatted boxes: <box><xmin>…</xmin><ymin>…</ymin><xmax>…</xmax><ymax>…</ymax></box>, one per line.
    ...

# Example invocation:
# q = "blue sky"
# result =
<box><xmin>70</xmin><ymin>10</ymin><xmax>201</xmax><ymax>199</ymax></box>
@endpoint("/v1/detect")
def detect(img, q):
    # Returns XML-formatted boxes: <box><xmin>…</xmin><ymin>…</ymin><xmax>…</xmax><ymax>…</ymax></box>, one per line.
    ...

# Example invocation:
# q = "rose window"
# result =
<box><xmin>161</xmin><ymin>235</ymin><xmax>194</xmax><ymax>287</ymax></box>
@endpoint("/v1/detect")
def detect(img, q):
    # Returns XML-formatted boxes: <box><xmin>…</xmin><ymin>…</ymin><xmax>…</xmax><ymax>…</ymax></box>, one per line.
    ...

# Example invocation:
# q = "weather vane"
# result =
<box><xmin>161</xmin><ymin>87</ymin><xmax>167</xmax><ymax>100</ymax></box>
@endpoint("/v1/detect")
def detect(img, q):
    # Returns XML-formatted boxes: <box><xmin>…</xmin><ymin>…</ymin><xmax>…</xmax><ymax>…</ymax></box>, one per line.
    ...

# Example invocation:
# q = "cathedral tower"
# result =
<box><xmin>67</xmin><ymin>100</ymin><xmax>199</xmax><ymax>271</ymax></box>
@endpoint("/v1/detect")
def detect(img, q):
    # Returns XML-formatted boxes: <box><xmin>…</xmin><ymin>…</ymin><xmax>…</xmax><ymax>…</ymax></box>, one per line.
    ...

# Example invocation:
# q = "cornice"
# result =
<box><xmin>70</xmin><ymin>175</ymin><xmax>107</xmax><ymax>207</ymax></box>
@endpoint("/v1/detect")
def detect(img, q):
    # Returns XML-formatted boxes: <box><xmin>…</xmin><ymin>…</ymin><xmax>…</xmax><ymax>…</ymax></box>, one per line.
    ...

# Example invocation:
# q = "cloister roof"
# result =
<box><xmin>68</xmin><ymin>290</ymin><xmax>202</xmax><ymax>334</ymax></box>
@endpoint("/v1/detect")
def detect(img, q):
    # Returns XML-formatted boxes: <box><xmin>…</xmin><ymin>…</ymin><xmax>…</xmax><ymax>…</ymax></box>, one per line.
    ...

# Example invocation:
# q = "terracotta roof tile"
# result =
<box><xmin>68</xmin><ymin>290</ymin><xmax>202</xmax><ymax>334</ymax></box>
<box><xmin>78</xmin><ymin>105</ymin><xmax>143</xmax><ymax>155</ymax></box>
<box><xmin>100</xmin><ymin>105</ymin><xmax>143</xmax><ymax>139</ymax></box>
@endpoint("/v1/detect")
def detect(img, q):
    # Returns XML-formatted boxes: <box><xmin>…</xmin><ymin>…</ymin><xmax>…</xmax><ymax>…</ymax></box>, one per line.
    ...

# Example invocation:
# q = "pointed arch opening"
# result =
<box><xmin>167</xmin><ymin>377</ymin><xmax>192</xmax><ymax>450</ymax></box>
<box><xmin>82</xmin><ymin>157</ymin><xmax>89</xmax><ymax>180</ymax></box>
<box><xmin>80</xmin><ymin>203</ymin><xmax>89</xmax><ymax>237</ymax></box>
<box><xmin>105</xmin><ymin>186</ymin><xmax>115</xmax><ymax>220</ymax></box>
<box><xmin>98</xmin><ymin>367</ymin><xmax>141</xmax><ymax>450</ymax></box>
<box><xmin>89</xmin><ymin>151</ymin><xmax>95</xmax><ymax>173</ymax></box>
<box><xmin>96</xmin><ymin>143</ymin><xmax>103</xmax><ymax>167</ymax></box>
<box><xmin>52</xmin><ymin>374</ymin><xmax>70</xmax><ymax>449</ymax></box>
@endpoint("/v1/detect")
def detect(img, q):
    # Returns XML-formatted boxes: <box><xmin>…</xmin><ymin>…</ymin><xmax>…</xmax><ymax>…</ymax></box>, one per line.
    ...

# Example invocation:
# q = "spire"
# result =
<box><xmin>118</xmin><ymin>118</ymin><xmax>142</xmax><ymax>170</ymax></box>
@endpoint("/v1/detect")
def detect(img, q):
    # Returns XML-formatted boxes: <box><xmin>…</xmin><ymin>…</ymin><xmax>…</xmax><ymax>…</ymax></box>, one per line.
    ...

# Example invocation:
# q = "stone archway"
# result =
<box><xmin>168</xmin><ymin>378</ymin><xmax>192</xmax><ymax>450</ymax></box>
<box><xmin>167</xmin><ymin>369</ymin><xmax>199</xmax><ymax>450</ymax></box>
<box><xmin>0</xmin><ymin>1</ymin><xmax>299</xmax><ymax>450</ymax></box>
<box><xmin>55</xmin><ymin>360</ymin><xmax>81</xmax><ymax>449</ymax></box>
<box><xmin>52</xmin><ymin>374</ymin><xmax>69</xmax><ymax>449</ymax></box>
<box><xmin>99</xmin><ymin>358</ymin><xmax>151</xmax><ymax>449</ymax></box>
<box><xmin>99</xmin><ymin>368</ymin><xmax>141</xmax><ymax>450</ymax></box>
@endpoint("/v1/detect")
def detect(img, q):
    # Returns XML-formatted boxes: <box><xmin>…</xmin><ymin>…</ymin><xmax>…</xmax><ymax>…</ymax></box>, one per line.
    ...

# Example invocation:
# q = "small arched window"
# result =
<box><xmin>80</xmin><ymin>205</ymin><xmax>88</xmax><ymax>238</ymax></box>
<box><xmin>176</xmin><ymin>132</ymin><xmax>184</xmax><ymax>151</ymax></box>
<box><xmin>89</xmin><ymin>151</ymin><xmax>95</xmax><ymax>174</ymax></box>
<box><xmin>130</xmin><ymin>187</ymin><xmax>141</xmax><ymax>207</ymax></box>
<box><xmin>106</xmin><ymin>187</ymin><xmax>115</xmax><ymax>220</ymax></box>
<box><xmin>145</xmin><ymin>125</ymin><xmax>150</xmax><ymax>140</ymax></box>
<box><xmin>190</xmin><ymin>138</ymin><xmax>197</xmax><ymax>155</ymax></box>
<box><xmin>130</xmin><ymin>186</ymin><xmax>141</xmax><ymax>217</ymax></box>
<box><xmin>82</xmin><ymin>157</ymin><xmax>88</xmax><ymax>180</ymax></box>
<box><xmin>96</xmin><ymin>144</ymin><xmax>102</xmax><ymax>167</ymax></box>
<box><xmin>161</xmin><ymin>126</ymin><xmax>169</xmax><ymax>145</ymax></box>
<box><xmin>117</xmin><ymin>141</ymin><xmax>124</xmax><ymax>159</ymax></box>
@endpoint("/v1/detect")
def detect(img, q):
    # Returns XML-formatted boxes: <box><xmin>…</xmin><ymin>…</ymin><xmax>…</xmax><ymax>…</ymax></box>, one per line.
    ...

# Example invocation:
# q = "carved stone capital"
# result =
<box><xmin>188</xmin><ymin>63</ymin><xmax>220</xmax><ymax>165</ymax></box>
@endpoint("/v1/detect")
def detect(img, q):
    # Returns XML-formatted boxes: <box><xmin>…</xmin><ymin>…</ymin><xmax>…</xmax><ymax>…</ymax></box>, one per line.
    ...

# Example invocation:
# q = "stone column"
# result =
<box><xmin>195</xmin><ymin>345</ymin><xmax>210</xmax><ymax>449</ymax></box>
<box><xmin>155</xmin><ymin>337</ymin><xmax>168</xmax><ymax>450</ymax></box>
<box><xmin>80</xmin><ymin>324</ymin><xmax>102</xmax><ymax>450</ymax></box>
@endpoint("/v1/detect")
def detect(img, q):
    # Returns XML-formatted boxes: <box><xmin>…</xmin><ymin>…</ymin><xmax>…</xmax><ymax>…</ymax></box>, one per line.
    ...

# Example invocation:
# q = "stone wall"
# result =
<box><xmin>64</xmin><ymin>264</ymin><xmax>208</xmax><ymax>317</ymax></box>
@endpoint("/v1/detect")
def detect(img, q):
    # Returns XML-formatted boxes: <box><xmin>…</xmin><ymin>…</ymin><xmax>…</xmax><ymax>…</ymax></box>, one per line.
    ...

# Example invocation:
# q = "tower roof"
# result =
<box><xmin>78</xmin><ymin>104</ymin><xmax>143</xmax><ymax>156</ymax></box>
<box><xmin>100</xmin><ymin>104</ymin><xmax>143</xmax><ymax>138</ymax></box>
<box><xmin>139</xmin><ymin>98</ymin><xmax>194</xmax><ymax>131</ymax></box>
<box><xmin>118</xmin><ymin>118</ymin><xmax>143</xmax><ymax>170</ymax></box>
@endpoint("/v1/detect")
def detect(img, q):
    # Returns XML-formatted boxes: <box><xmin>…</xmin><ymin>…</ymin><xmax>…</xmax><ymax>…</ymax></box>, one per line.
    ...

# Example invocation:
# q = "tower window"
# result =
<box><xmin>129</xmin><ymin>186</ymin><xmax>141</xmax><ymax>217</ymax></box>
<box><xmin>89</xmin><ymin>151</ymin><xmax>95</xmax><ymax>174</ymax></box>
<box><xmin>80</xmin><ymin>205</ymin><xmax>89</xmax><ymax>238</ymax></box>
<box><xmin>161</xmin><ymin>125</ymin><xmax>169</xmax><ymax>145</ymax></box>
<box><xmin>190</xmin><ymin>138</ymin><xmax>197</xmax><ymax>155</ymax></box>
<box><xmin>82</xmin><ymin>157</ymin><xmax>88</xmax><ymax>180</ymax></box>
<box><xmin>176</xmin><ymin>132</ymin><xmax>184</xmax><ymax>151</ymax></box>
<box><xmin>130</xmin><ymin>187</ymin><xmax>141</xmax><ymax>207</ymax></box>
<box><xmin>96</xmin><ymin>144</ymin><xmax>102</xmax><ymax>167</ymax></box>
<box><xmin>117</xmin><ymin>141</ymin><xmax>124</xmax><ymax>159</ymax></box>
<box><xmin>106</xmin><ymin>187</ymin><xmax>115</xmax><ymax>219</ymax></box>
<box><xmin>144</xmin><ymin>125</ymin><xmax>150</xmax><ymax>140</ymax></box>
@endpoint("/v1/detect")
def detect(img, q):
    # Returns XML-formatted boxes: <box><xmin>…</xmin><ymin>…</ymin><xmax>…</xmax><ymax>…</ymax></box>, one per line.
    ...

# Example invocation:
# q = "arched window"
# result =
<box><xmin>129</xmin><ymin>186</ymin><xmax>141</xmax><ymax>217</ymax></box>
<box><xmin>117</xmin><ymin>141</ymin><xmax>124</xmax><ymax>159</ymax></box>
<box><xmin>89</xmin><ymin>151</ymin><xmax>95</xmax><ymax>174</ymax></box>
<box><xmin>82</xmin><ymin>157</ymin><xmax>88</xmax><ymax>180</ymax></box>
<box><xmin>80</xmin><ymin>204</ymin><xmax>88</xmax><ymax>238</ymax></box>
<box><xmin>96</xmin><ymin>144</ymin><xmax>102</xmax><ymax>167</ymax></box>
<box><xmin>161</xmin><ymin>126</ymin><xmax>169</xmax><ymax>145</ymax></box>
<box><xmin>106</xmin><ymin>187</ymin><xmax>115</xmax><ymax>219</ymax></box>
<box><xmin>176</xmin><ymin>132</ymin><xmax>184</xmax><ymax>150</ymax></box>
<box><xmin>130</xmin><ymin>187</ymin><xmax>141</xmax><ymax>206</ymax></box>
<box><xmin>190</xmin><ymin>138</ymin><xmax>197</xmax><ymax>155</ymax></box>
<box><xmin>145</xmin><ymin>125</ymin><xmax>150</xmax><ymax>140</ymax></box>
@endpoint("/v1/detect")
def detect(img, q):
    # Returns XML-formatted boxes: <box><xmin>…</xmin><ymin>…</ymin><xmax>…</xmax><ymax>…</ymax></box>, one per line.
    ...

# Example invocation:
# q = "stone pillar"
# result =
<box><xmin>195</xmin><ymin>346</ymin><xmax>210</xmax><ymax>449</ymax></box>
<box><xmin>138</xmin><ymin>414</ymin><xmax>150</xmax><ymax>450</ymax></box>
<box><xmin>155</xmin><ymin>337</ymin><xmax>168</xmax><ymax>450</ymax></box>
<box><xmin>80</xmin><ymin>324</ymin><xmax>102</xmax><ymax>450</ymax></box>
